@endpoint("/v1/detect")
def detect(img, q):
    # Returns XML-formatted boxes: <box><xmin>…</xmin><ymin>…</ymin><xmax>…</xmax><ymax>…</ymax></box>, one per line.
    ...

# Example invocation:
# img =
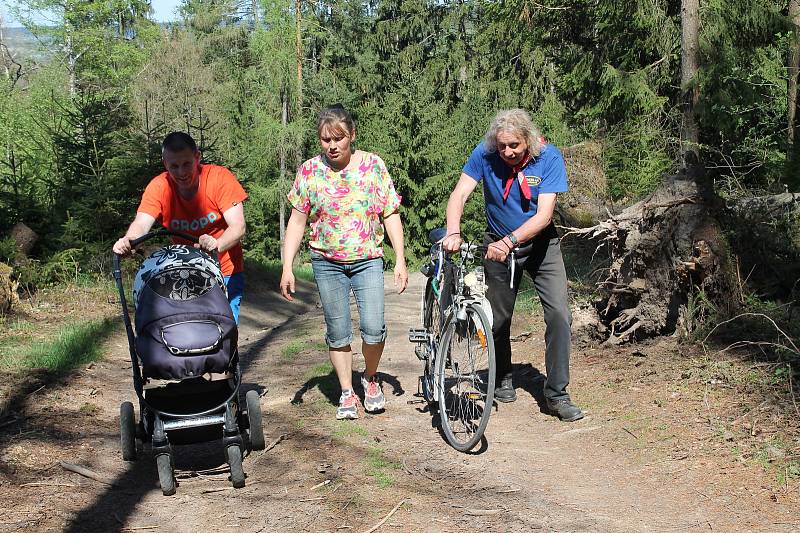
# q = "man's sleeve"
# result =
<box><xmin>461</xmin><ymin>143</ymin><xmax>485</xmax><ymax>182</ymax></box>
<box><xmin>538</xmin><ymin>146</ymin><xmax>569</xmax><ymax>194</ymax></box>
<box><xmin>287</xmin><ymin>164</ymin><xmax>312</xmax><ymax>214</ymax></box>
<box><xmin>215</xmin><ymin>167</ymin><xmax>248</xmax><ymax>211</ymax></box>
<box><xmin>137</xmin><ymin>179</ymin><xmax>164</xmax><ymax>221</ymax></box>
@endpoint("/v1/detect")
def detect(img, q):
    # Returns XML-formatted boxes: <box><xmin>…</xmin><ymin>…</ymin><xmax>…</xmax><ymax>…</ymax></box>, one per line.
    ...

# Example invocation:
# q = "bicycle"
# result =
<box><xmin>409</xmin><ymin>228</ymin><xmax>500</xmax><ymax>452</ymax></box>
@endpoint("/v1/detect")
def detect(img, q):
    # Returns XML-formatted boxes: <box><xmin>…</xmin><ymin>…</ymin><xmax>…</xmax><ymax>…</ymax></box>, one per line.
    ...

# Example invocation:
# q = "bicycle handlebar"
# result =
<box><xmin>430</xmin><ymin>240</ymin><xmax>518</xmax><ymax>289</ymax></box>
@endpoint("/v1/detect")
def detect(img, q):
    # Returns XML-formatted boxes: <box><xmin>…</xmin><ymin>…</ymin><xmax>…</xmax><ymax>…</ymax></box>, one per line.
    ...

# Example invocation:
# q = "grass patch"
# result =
<box><xmin>281</xmin><ymin>340</ymin><xmax>308</xmax><ymax>361</ymax></box>
<box><xmin>244</xmin><ymin>257</ymin><xmax>316</xmax><ymax>284</ymax></box>
<box><xmin>333</xmin><ymin>421</ymin><xmax>369</xmax><ymax>439</ymax></box>
<box><xmin>79</xmin><ymin>403</ymin><xmax>99</xmax><ymax>416</ymax></box>
<box><xmin>306</xmin><ymin>361</ymin><xmax>334</xmax><ymax>380</ymax></box>
<box><xmin>0</xmin><ymin>318</ymin><xmax>118</xmax><ymax>373</ymax></box>
<box><xmin>364</xmin><ymin>446</ymin><xmax>399</xmax><ymax>488</ymax></box>
<box><xmin>281</xmin><ymin>340</ymin><xmax>327</xmax><ymax>361</ymax></box>
<box><xmin>754</xmin><ymin>437</ymin><xmax>800</xmax><ymax>486</ymax></box>
<box><xmin>514</xmin><ymin>276</ymin><xmax>542</xmax><ymax>315</ymax></box>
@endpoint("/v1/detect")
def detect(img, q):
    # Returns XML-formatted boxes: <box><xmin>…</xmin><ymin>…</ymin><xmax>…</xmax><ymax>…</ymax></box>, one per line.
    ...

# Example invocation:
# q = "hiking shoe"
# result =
<box><xmin>547</xmin><ymin>399</ymin><xmax>584</xmax><ymax>422</ymax></box>
<box><xmin>361</xmin><ymin>373</ymin><xmax>386</xmax><ymax>413</ymax></box>
<box><xmin>336</xmin><ymin>389</ymin><xmax>360</xmax><ymax>420</ymax></box>
<box><xmin>494</xmin><ymin>375</ymin><xmax>516</xmax><ymax>403</ymax></box>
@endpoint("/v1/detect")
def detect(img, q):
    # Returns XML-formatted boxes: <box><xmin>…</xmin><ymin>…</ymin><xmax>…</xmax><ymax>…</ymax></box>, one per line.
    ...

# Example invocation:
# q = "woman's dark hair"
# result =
<box><xmin>317</xmin><ymin>104</ymin><xmax>355</xmax><ymax>137</ymax></box>
<box><xmin>162</xmin><ymin>131</ymin><xmax>198</xmax><ymax>154</ymax></box>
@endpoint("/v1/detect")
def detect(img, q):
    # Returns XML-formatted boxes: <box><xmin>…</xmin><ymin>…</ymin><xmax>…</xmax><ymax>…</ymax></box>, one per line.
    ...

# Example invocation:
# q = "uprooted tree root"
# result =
<box><xmin>564</xmin><ymin>175</ymin><xmax>737</xmax><ymax>345</ymax></box>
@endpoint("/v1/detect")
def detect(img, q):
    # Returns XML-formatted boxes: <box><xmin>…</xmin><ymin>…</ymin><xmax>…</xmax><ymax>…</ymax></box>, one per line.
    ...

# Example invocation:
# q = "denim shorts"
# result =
<box><xmin>311</xmin><ymin>254</ymin><xmax>386</xmax><ymax>348</ymax></box>
<box><xmin>223</xmin><ymin>272</ymin><xmax>245</xmax><ymax>325</ymax></box>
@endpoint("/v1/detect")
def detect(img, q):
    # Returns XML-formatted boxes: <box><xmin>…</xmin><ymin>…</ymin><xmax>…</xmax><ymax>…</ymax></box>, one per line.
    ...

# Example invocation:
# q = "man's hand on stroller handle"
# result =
<box><xmin>196</xmin><ymin>234</ymin><xmax>219</xmax><ymax>253</ymax></box>
<box><xmin>113</xmin><ymin>236</ymin><xmax>134</xmax><ymax>256</ymax></box>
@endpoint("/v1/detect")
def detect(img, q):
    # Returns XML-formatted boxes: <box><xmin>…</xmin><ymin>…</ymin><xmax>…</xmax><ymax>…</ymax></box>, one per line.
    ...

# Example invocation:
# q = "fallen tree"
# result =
<box><xmin>567</xmin><ymin>182</ymin><xmax>800</xmax><ymax>345</ymax></box>
<box><xmin>566</xmin><ymin>175</ymin><xmax>737</xmax><ymax>344</ymax></box>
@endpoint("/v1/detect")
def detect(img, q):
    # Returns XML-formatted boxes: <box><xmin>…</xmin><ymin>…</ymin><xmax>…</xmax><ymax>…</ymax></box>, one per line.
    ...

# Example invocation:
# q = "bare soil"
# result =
<box><xmin>1</xmin><ymin>270</ymin><xmax>798</xmax><ymax>532</ymax></box>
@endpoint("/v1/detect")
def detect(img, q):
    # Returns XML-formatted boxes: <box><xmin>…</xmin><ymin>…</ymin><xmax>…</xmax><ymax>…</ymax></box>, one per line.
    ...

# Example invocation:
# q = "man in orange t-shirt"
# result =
<box><xmin>113</xmin><ymin>132</ymin><xmax>248</xmax><ymax>323</ymax></box>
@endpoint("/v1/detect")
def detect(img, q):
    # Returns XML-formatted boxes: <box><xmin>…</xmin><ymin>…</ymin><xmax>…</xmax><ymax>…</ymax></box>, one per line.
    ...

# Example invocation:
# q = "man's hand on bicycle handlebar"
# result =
<box><xmin>441</xmin><ymin>232</ymin><xmax>462</xmax><ymax>253</ymax></box>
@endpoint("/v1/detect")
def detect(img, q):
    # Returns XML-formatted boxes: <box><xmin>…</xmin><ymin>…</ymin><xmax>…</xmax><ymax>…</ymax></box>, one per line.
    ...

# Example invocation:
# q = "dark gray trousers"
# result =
<box><xmin>483</xmin><ymin>225</ymin><xmax>572</xmax><ymax>402</ymax></box>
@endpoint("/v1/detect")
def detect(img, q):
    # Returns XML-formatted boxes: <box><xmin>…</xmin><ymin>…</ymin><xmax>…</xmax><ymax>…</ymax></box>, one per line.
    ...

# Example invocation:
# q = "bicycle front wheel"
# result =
<box><xmin>436</xmin><ymin>302</ymin><xmax>495</xmax><ymax>452</ymax></box>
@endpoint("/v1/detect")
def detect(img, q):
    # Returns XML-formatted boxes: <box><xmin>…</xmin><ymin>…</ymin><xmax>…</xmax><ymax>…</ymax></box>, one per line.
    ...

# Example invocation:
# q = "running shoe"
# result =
<box><xmin>361</xmin><ymin>373</ymin><xmax>386</xmax><ymax>413</ymax></box>
<box><xmin>336</xmin><ymin>389</ymin><xmax>359</xmax><ymax>420</ymax></box>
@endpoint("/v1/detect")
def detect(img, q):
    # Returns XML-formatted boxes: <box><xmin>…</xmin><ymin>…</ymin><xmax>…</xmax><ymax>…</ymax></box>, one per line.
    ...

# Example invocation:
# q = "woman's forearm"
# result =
<box><xmin>383</xmin><ymin>212</ymin><xmax>406</xmax><ymax>263</ymax></box>
<box><xmin>282</xmin><ymin>209</ymin><xmax>308</xmax><ymax>271</ymax></box>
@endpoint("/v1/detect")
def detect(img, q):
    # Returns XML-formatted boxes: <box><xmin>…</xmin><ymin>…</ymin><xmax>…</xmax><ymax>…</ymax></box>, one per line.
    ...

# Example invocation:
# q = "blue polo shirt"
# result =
<box><xmin>462</xmin><ymin>142</ymin><xmax>568</xmax><ymax>236</ymax></box>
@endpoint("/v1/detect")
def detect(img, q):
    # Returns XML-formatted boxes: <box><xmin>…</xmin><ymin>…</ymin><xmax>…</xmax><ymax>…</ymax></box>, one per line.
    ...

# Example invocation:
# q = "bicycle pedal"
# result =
<box><xmin>408</xmin><ymin>328</ymin><xmax>430</xmax><ymax>344</ymax></box>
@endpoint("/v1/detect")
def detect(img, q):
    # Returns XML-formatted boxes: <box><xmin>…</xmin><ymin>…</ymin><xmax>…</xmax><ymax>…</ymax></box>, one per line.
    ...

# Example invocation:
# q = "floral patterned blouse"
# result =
<box><xmin>288</xmin><ymin>152</ymin><xmax>402</xmax><ymax>262</ymax></box>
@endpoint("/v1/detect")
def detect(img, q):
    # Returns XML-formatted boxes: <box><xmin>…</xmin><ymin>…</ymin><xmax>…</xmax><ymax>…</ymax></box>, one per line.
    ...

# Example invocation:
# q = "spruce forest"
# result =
<box><xmin>3</xmin><ymin>0</ymin><xmax>799</xmax><ymax>343</ymax></box>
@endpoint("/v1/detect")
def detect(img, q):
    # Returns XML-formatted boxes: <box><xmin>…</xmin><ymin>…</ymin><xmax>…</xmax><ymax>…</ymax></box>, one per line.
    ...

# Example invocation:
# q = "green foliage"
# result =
<box><xmin>679</xmin><ymin>286</ymin><xmax>719</xmax><ymax>342</ymax></box>
<box><xmin>699</xmin><ymin>0</ymin><xmax>790</xmax><ymax>192</ymax></box>
<box><xmin>0</xmin><ymin>318</ymin><xmax>118</xmax><ymax>373</ymax></box>
<box><xmin>2</xmin><ymin>0</ymin><xmax>798</xmax><ymax>288</ymax></box>
<box><xmin>0</xmin><ymin>237</ymin><xmax>18</xmax><ymax>264</ymax></box>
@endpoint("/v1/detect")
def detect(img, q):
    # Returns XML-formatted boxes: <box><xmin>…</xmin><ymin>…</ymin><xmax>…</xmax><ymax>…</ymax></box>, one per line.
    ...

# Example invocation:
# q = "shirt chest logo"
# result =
<box><xmin>170</xmin><ymin>211</ymin><xmax>219</xmax><ymax>232</ymax></box>
<box><xmin>524</xmin><ymin>175</ymin><xmax>542</xmax><ymax>187</ymax></box>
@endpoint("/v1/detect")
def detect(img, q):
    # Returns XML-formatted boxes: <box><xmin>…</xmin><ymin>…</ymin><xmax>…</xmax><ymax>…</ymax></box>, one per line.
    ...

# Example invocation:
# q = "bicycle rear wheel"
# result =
<box><xmin>436</xmin><ymin>302</ymin><xmax>495</xmax><ymax>452</ymax></box>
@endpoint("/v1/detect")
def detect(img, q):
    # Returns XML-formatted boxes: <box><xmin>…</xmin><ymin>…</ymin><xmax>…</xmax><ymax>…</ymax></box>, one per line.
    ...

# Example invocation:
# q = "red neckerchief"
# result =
<box><xmin>502</xmin><ymin>153</ymin><xmax>533</xmax><ymax>200</ymax></box>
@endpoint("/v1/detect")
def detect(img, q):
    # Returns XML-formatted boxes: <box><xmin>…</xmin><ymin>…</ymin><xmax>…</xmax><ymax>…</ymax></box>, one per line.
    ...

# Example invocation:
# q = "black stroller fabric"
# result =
<box><xmin>133</xmin><ymin>246</ymin><xmax>237</xmax><ymax>380</ymax></box>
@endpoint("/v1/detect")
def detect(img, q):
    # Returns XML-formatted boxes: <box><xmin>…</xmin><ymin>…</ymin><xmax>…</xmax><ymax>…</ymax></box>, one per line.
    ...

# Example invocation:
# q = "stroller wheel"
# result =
<box><xmin>245</xmin><ymin>390</ymin><xmax>265</xmax><ymax>451</ymax></box>
<box><xmin>156</xmin><ymin>453</ymin><xmax>176</xmax><ymax>496</ymax></box>
<box><xmin>119</xmin><ymin>402</ymin><xmax>137</xmax><ymax>461</ymax></box>
<box><xmin>226</xmin><ymin>445</ymin><xmax>246</xmax><ymax>488</ymax></box>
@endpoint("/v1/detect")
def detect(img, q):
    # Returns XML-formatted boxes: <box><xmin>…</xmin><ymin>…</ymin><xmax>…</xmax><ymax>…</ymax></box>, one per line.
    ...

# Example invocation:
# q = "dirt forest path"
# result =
<box><xmin>1</xmin><ymin>270</ymin><xmax>798</xmax><ymax>532</ymax></box>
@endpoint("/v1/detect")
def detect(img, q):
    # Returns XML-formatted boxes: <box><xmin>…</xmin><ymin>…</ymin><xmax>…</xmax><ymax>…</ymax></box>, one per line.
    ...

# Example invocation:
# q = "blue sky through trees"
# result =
<box><xmin>0</xmin><ymin>0</ymin><xmax>182</xmax><ymax>26</ymax></box>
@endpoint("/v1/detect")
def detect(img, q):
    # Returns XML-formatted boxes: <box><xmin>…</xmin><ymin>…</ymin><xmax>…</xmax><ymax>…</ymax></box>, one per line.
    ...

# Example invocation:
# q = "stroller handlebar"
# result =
<box><xmin>112</xmin><ymin>229</ymin><xmax>208</xmax><ymax>274</ymax></box>
<box><xmin>130</xmin><ymin>229</ymin><xmax>198</xmax><ymax>248</ymax></box>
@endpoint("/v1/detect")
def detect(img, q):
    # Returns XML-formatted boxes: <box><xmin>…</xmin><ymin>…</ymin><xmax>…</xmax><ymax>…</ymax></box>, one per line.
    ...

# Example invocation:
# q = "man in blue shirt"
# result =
<box><xmin>442</xmin><ymin>109</ymin><xmax>583</xmax><ymax>422</ymax></box>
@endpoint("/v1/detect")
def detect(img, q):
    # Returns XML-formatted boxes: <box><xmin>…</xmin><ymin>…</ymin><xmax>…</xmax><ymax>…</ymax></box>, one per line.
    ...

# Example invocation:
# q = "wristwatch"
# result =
<box><xmin>506</xmin><ymin>233</ymin><xmax>519</xmax><ymax>247</ymax></box>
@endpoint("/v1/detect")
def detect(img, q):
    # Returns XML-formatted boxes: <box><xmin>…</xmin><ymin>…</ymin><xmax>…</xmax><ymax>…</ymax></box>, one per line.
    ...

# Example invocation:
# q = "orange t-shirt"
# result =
<box><xmin>137</xmin><ymin>164</ymin><xmax>248</xmax><ymax>276</ymax></box>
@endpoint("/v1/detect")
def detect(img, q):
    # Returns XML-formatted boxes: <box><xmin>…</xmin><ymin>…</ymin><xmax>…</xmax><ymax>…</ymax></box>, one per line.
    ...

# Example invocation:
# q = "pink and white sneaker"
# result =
<box><xmin>361</xmin><ymin>373</ymin><xmax>386</xmax><ymax>413</ymax></box>
<box><xmin>336</xmin><ymin>389</ymin><xmax>360</xmax><ymax>420</ymax></box>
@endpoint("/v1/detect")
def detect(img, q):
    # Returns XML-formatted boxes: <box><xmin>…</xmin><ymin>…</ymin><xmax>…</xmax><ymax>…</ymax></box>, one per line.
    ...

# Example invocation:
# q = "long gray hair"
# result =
<box><xmin>484</xmin><ymin>109</ymin><xmax>543</xmax><ymax>157</ymax></box>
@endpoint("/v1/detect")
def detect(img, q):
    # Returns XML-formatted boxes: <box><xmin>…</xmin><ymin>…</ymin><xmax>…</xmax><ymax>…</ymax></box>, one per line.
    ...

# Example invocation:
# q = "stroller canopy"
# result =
<box><xmin>133</xmin><ymin>245</ymin><xmax>225</xmax><ymax>309</ymax></box>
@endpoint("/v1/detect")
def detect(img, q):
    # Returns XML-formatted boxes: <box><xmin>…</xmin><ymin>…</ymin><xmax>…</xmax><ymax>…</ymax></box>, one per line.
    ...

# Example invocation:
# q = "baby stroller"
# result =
<box><xmin>112</xmin><ymin>229</ymin><xmax>264</xmax><ymax>495</ymax></box>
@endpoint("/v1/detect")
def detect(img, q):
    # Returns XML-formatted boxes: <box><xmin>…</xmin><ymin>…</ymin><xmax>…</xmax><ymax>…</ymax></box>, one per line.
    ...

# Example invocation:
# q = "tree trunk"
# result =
<box><xmin>279</xmin><ymin>88</ymin><xmax>288</xmax><ymax>262</ymax></box>
<box><xmin>786</xmin><ymin>0</ymin><xmax>800</xmax><ymax>190</ymax></box>
<box><xmin>680</xmin><ymin>0</ymin><xmax>705</xmax><ymax>191</ymax></box>
<box><xmin>64</xmin><ymin>6</ymin><xmax>77</xmax><ymax>97</ymax></box>
<box><xmin>295</xmin><ymin>0</ymin><xmax>303</xmax><ymax>117</ymax></box>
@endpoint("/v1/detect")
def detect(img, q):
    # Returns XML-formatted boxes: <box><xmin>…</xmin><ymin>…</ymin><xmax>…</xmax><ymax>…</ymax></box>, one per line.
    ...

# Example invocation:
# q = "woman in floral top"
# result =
<box><xmin>280</xmin><ymin>105</ymin><xmax>408</xmax><ymax>420</ymax></box>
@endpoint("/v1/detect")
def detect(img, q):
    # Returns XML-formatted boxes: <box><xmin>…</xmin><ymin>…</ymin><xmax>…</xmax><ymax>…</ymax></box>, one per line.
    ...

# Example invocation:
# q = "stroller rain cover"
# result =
<box><xmin>133</xmin><ymin>245</ymin><xmax>237</xmax><ymax>380</ymax></box>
